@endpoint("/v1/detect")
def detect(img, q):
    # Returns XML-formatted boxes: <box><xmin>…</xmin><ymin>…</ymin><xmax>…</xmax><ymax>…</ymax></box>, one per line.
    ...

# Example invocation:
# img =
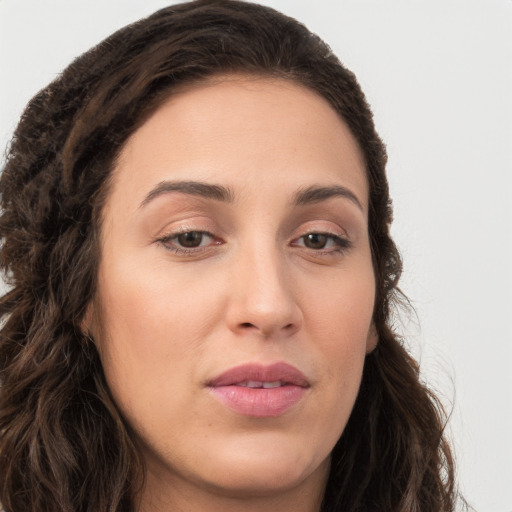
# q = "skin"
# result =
<box><xmin>89</xmin><ymin>76</ymin><xmax>377</xmax><ymax>512</ymax></box>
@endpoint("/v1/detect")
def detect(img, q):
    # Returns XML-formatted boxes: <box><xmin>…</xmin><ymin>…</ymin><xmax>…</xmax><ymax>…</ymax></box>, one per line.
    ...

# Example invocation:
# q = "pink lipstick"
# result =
<box><xmin>207</xmin><ymin>362</ymin><xmax>309</xmax><ymax>418</ymax></box>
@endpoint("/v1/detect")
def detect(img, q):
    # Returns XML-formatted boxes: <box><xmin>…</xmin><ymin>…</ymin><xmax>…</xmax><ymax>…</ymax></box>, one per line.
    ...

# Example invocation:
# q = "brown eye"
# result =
<box><xmin>292</xmin><ymin>232</ymin><xmax>351</xmax><ymax>254</ymax></box>
<box><xmin>158</xmin><ymin>230</ymin><xmax>220</xmax><ymax>255</ymax></box>
<box><xmin>176</xmin><ymin>231</ymin><xmax>205</xmax><ymax>248</ymax></box>
<box><xmin>303</xmin><ymin>233</ymin><xmax>328</xmax><ymax>249</ymax></box>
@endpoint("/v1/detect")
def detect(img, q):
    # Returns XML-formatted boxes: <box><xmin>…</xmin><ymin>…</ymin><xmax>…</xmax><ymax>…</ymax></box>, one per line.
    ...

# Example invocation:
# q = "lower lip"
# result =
<box><xmin>209</xmin><ymin>385</ymin><xmax>307</xmax><ymax>418</ymax></box>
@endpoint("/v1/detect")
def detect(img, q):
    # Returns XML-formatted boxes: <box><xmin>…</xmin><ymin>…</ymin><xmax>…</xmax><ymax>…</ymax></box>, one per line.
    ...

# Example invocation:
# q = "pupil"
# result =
<box><xmin>305</xmin><ymin>233</ymin><xmax>327</xmax><ymax>249</ymax></box>
<box><xmin>178</xmin><ymin>232</ymin><xmax>202</xmax><ymax>247</ymax></box>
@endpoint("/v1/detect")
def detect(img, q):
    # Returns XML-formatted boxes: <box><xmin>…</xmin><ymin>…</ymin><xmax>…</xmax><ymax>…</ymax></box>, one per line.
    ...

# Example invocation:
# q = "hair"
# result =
<box><xmin>0</xmin><ymin>1</ymin><xmax>457</xmax><ymax>511</ymax></box>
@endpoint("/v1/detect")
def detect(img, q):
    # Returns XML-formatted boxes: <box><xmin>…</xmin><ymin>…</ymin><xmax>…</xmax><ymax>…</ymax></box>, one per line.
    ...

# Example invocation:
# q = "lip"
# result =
<box><xmin>207</xmin><ymin>362</ymin><xmax>310</xmax><ymax>418</ymax></box>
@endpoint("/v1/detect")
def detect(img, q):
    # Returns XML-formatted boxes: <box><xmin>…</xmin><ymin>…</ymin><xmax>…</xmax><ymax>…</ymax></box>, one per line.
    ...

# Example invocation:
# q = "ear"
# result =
<box><xmin>80</xmin><ymin>302</ymin><xmax>96</xmax><ymax>339</ymax></box>
<box><xmin>365</xmin><ymin>323</ymin><xmax>378</xmax><ymax>354</ymax></box>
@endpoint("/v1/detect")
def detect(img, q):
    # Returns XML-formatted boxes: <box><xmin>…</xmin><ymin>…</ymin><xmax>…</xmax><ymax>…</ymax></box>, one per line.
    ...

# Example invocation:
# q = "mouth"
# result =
<box><xmin>207</xmin><ymin>362</ymin><xmax>310</xmax><ymax>418</ymax></box>
<box><xmin>237</xmin><ymin>380</ymin><xmax>288</xmax><ymax>388</ymax></box>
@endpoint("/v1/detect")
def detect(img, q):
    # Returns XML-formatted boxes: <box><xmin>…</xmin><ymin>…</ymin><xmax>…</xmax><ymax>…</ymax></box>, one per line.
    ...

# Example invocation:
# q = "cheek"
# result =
<box><xmin>97</xmin><ymin>257</ymin><xmax>224</xmax><ymax>344</ymax></box>
<box><xmin>304</xmin><ymin>263</ymin><xmax>375</xmax><ymax>349</ymax></box>
<box><xmin>92</xmin><ymin>261</ymin><xmax>227</xmax><ymax>413</ymax></box>
<box><xmin>300</xmin><ymin>263</ymin><xmax>374</xmax><ymax>389</ymax></box>
<box><xmin>304</xmin><ymin>268</ymin><xmax>374</xmax><ymax>410</ymax></box>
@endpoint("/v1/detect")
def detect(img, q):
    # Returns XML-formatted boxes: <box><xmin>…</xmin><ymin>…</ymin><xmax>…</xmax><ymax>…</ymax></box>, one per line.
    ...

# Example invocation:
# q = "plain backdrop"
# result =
<box><xmin>1</xmin><ymin>1</ymin><xmax>511</xmax><ymax>510</ymax></box>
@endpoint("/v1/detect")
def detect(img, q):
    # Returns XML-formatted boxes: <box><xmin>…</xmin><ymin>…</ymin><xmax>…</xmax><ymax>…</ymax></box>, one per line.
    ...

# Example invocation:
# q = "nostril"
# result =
<box><xmin>241</xmin><ymin>322</ymin><xmax>254</xmax><ymax>329</ymax></box>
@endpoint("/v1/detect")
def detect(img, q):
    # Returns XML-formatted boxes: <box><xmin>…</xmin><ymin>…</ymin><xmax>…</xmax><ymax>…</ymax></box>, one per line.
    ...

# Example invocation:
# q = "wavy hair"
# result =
<box><xmin>0</xmin><ymin>1</ymin><xmax>456</xmax><ymax>510</ymax></box>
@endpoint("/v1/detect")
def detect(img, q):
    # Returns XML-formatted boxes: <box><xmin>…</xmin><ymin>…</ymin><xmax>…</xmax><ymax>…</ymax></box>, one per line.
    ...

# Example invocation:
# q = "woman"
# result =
<box><xmin>0</xmin><ymin>1</ymin><xmax>458</xmax><ymax>511</ymax></box>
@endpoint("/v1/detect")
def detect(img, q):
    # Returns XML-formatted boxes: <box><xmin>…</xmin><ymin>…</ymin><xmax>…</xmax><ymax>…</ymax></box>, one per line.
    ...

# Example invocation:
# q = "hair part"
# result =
<box><xmin>1</xmin><ymin>1</ymin><xmax>456</xmax><ymax>510</ymax></box>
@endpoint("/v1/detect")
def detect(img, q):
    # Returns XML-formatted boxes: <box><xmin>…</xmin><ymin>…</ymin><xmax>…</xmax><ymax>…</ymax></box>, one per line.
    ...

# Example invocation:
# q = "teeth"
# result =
<box><xmin>263</xmin><ymin>381</ymin><xmax>282</xmax><ymax>388</ymax></box>
<box><xmin>244</xmin><ymin>380</ymin><xmax>263</xmax><ymax>388</ymax></box>
<box><xmin>238</xmin><ymin>380</ymin><xmax>283</xmax><ymax>388</ymax></box>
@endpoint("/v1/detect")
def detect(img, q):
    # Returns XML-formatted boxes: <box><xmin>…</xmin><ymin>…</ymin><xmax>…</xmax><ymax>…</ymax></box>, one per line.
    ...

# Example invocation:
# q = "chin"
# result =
<box><xmin>187</xmin><ymin>436</ymin><xmax>331</xmax><ymax>497</ymax></box>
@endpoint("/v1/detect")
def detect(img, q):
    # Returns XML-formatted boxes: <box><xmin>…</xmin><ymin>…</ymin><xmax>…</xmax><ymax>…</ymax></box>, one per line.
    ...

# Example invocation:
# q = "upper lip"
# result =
<box><xmin>207</xmin><ymin>362</ymin><xmax>310</xmax><ymax>388</ymax></box>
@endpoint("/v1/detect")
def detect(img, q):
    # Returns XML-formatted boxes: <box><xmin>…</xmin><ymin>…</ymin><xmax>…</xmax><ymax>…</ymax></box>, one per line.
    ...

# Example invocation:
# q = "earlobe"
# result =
<box><xmin>366</xmin><ymin>323</ymin><xmax>378</xmax><ymax>354</ymax></box>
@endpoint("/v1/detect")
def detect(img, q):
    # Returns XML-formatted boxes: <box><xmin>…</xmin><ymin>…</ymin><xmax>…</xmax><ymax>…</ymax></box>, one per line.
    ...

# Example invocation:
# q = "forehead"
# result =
<box><xmin>111</xmin><ymin>75</ymin><xmax>368</xmax><ymax>212</ymax></box>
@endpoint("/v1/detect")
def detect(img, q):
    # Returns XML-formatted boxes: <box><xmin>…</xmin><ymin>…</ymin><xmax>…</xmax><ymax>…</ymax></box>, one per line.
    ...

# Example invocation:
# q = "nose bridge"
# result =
<box><xmin>227</xmin><ymin>236</ymin><xmax>302</xmax><ymax>338</ymax></box>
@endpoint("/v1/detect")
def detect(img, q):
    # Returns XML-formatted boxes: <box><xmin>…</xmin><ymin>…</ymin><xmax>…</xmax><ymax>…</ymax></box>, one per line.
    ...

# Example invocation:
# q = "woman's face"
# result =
<box><xmin>90</xmin><ymin>76</ymin><xmax>376</xmax><ymax>507</ymax></box>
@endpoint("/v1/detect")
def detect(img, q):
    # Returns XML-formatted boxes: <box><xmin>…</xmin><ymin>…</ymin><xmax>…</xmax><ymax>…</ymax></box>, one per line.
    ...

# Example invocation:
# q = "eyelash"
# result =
<box><xmin>292</xmin><ymin>232</ymin><xmax>352</xmax><ymax>254</ymax></box>
<box><xmin>157</xmin><ymin>230</ymin><xmax>352</xmax><ymax>256</ymax></box>
<box><xmin>157</xmin><ymin>230</ymin><xmax>219</xmax><ymax>255</ymax></box>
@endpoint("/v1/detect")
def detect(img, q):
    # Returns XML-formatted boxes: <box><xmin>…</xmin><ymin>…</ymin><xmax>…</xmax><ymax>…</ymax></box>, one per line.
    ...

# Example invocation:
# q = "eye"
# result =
<box><xmin>175</xmin><ymin>231</ymin><xmax>210</xmax><ymax>248</ymax></box>
<box><xmin>158</xmin><ymin>230</ymin><xmax>220</xmax><ymax>254</ymax></box>
<box><xmin>303</xmin><ymin>233</ymin><xmax>329</xmax><ymax>249</ymax></box>
<box><xmin>292</xmin><ymin>232</ymin><xmax>351</xmax><ymax>252</ymax></box>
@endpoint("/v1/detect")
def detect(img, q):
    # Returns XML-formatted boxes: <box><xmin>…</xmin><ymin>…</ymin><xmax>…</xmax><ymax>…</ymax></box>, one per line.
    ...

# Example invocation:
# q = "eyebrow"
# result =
<box><xmin>293</xmin><ymin>185</ymin><xmax>364</xmax><ymax>211</ymax></box>
<box><xmin>140</xmin><ymin>180</ymin><xmax>235</xmax><ymax>208</ymax></box>
<box><xmin>139</xmin><ymin>180</ymin><xmax>363</xmax><ymax>212</ymax></box>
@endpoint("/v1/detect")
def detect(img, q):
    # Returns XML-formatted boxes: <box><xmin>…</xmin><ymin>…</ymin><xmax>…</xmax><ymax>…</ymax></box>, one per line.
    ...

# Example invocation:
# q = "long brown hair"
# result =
<box><xmin>0</xmin><ymin>1</ymin><xmax>456</xmax><ymax>510</ymax></box>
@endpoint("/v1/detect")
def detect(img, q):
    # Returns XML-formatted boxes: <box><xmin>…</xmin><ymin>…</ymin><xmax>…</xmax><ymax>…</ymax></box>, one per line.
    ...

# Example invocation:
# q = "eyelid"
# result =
<box><xmin>291</xmin><ymin>231</ymin><xmax>352</xmax><ymax>251</ymax></box>
<box><xmin>291</xmin><ymin>220</ymin><xmax>349</xmax><ymax>240</ymax></box>
<box><xmin>289</xmin><ymin>220</ymin><xmax>353</xmax><ymax>255</ymax></box>
<box><xmin>156</xmin><ymin>227</ymin><xmax>223</xmax><ymax>255</ymax></box>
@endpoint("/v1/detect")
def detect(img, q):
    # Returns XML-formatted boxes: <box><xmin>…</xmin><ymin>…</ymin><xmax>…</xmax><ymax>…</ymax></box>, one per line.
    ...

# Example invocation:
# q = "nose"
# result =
<box><xmin>226</xmin><ymin>245</ymin><xmax>303</xmax><ymax>339</ymax></box>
